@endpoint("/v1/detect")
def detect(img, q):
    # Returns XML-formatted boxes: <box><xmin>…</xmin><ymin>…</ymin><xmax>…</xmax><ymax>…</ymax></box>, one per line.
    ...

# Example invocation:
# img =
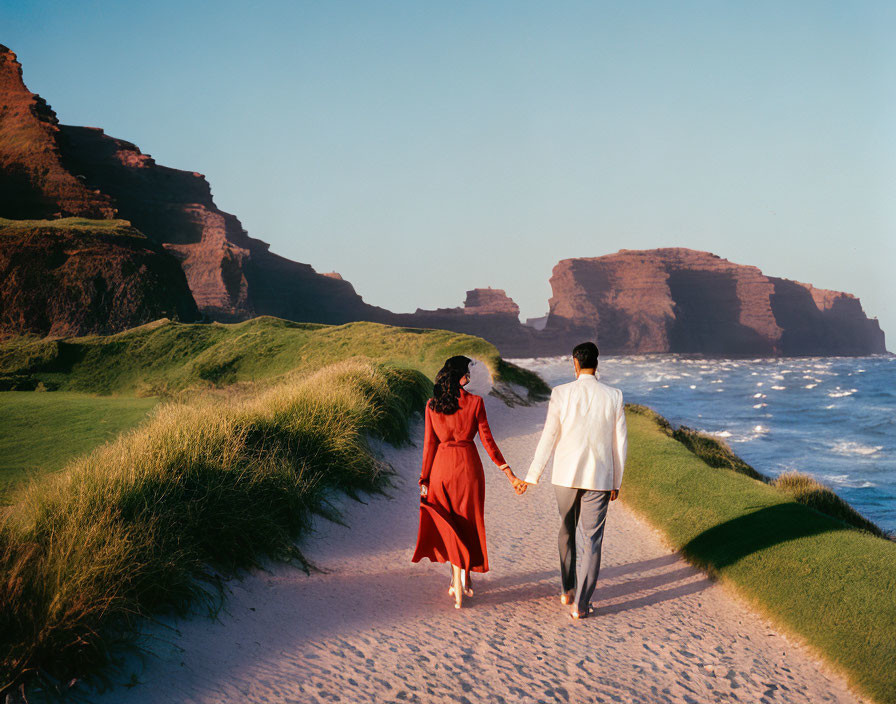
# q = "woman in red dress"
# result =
<box><xmin>412</xmin><ymin>356</ymin><xmax>526</xmax><ymax>608</ymax></box>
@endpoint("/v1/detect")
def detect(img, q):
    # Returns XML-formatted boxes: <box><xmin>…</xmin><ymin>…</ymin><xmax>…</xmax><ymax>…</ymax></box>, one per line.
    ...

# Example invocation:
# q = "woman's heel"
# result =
<box><xmin>452</xmin><ymin>564</ymin><xmax>463</xmax><ymax>609</ymax></box>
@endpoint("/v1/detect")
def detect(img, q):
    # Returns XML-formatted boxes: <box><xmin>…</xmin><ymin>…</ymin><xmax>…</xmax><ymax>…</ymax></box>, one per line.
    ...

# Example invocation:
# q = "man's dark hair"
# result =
<box><xmin>572</xmin><ymin>341</ymin><xmax>599</xmax><ymax>370</ymax></box>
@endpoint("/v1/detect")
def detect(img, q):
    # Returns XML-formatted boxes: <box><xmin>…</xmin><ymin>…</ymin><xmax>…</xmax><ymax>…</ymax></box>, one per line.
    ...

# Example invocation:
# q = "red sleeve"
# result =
<box><xmin>475</xmin><ymin>397</ymin><xmax>507</xmax><ymax>467</ymax></box>
<box><xmin>419</xmin><ymin>403</ymin><xmax>439</xmax><ymax>485</ymax></box>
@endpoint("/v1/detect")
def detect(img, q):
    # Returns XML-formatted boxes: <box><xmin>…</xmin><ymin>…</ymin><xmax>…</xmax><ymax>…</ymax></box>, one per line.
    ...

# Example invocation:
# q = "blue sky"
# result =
<box><xmin>4</xmin><ymin>1</ymin><xmax>895</xmax><ymax>341</ymax></box>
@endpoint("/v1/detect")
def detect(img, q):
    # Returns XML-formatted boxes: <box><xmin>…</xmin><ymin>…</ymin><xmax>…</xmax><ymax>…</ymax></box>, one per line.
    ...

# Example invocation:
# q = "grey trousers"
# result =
<box><xmin>554</xmin><ymin>485</ymin><xmax>611</xmax><ymax>613</ymax></box>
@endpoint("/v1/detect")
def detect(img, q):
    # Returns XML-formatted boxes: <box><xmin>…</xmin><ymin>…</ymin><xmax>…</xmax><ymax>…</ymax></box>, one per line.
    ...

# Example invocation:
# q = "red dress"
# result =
<box><xmin>411</xmin><ymin>388</ymin><xmax>507</xmax><ymax>573</ymax></box>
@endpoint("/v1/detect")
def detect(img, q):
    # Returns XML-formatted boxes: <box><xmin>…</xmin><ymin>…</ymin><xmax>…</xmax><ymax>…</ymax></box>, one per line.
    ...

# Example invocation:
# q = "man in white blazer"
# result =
<box><xmin>524</xmin><ymin>341</ymin><xmax>627</xmax><ymax>619</ymax></box>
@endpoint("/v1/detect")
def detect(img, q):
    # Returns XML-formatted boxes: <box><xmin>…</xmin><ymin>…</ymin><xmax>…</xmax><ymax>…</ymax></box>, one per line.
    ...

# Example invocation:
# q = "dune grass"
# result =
<box><xmin>0</xmin><ymin>359</ymin><xmax>430</xmax><ymax>697</ymax></box>
<box><xmin>622</xmin><ymin>408</ymin><xmax>896</xmax><ymax>704</ymax></box>
<box><xmin>0</xmin><ymin>316</ymin><xmax>544</xmax><ymax>697</ymax></box>
<box><xmin>0</xmin><ymin>316</ymin><xmax>548</xmax><ymax>399</ymax></box>
<box><xmin>0</xmin><ymin>393</ymin><xmax>159</xmax><ymax>501</ymax></box>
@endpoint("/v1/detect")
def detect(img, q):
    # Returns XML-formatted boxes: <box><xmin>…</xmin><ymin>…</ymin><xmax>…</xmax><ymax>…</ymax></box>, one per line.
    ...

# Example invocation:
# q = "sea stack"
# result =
<box><xmin>543</xmin><ymin>249</ymin><xmax>886</xmax><ymax>356</ymax></box>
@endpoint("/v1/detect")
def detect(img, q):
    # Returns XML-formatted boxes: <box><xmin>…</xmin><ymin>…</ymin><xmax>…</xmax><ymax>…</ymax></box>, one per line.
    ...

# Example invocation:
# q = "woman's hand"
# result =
<box><xmin>500</xmin><ymin>465</ymin><xmax>527</xmax><ymax>495</ymax></box>
<box><xmin>420</xmin><ymin>483</ymin><xmax>428</xmax><ymax>498</ymax></box>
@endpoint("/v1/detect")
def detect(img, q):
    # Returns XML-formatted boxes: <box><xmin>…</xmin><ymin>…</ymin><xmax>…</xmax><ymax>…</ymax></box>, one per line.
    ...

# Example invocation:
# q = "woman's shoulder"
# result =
<box><xmin>460</xmin><ymin>389</ymin><xmax>483</xmax><ymax>404</ymax></box>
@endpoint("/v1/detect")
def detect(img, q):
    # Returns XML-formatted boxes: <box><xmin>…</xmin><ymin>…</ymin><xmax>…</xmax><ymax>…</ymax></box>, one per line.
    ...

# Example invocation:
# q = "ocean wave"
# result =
<box><xmin>831</xmin><ymin>441</ymin><xmax>883</xmax><ymax>456</ymax></box>
<box><xmin>821</xmin><ymin>474</ymin><xmax>877</xmax><ymax>489</ymax></box>
<box><xmin>828</xmin><ymin>388</ymin><xmax>857</xmax><ymax>398</ymax></box>
<box><xmin>771</xmin><ymin>385</ymin><xmax>786</xmax><ymax>390</ymax></box>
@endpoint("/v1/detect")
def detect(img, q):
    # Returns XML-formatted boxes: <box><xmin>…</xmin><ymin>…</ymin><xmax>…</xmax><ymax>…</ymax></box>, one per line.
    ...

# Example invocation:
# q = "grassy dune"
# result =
<box><xmin>0</xmin><ymin>317</ymin><xmax>546</xmax><ymax>697</ymax></box>
<box><xmin>0</xmin><ymin>360</ymin><xmax>430</xmax><ymax>696</ymax></box>
<box><xmin>0</xmin><ymin>393</ymin><xmax>159</xmax><ymax>500</ymax></box>
<box><xmin>623</xmin><ymin>407</ymin><xmax>896</xmax><ymax>704</ymax></box>
<box><xmin>0</xmin><ymin>316</ymin><xmax>549</xmax><ymax>397</ymax></box>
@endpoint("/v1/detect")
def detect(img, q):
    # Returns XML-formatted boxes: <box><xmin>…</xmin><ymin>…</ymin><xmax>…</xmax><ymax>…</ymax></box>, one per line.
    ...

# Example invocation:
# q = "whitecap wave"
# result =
<box><xmin>828</xmin><ymin>388</ymin><xmax>857</xmax><ymax>398</ymax></box>
<box><xmin>821</xmin><ymin>474</ymin><xmax>877</xmax><ymax>489</ymax></box>
<box><xmin>831</xmin><ymin>441</ymin><xmax>883</xmax><ymax>456</ymax></box>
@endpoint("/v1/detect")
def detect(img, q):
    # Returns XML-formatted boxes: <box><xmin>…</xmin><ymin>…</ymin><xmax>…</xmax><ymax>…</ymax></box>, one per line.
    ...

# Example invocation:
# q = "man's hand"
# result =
<box><xmin>609</xmin><ymin>489</ymin><xmax>619</xmax><ymax>501</ymax></box>
<box><xmin>512</xmin><ymin>477</ymin><xmax>528</xmax><ymax>495</ymax></box>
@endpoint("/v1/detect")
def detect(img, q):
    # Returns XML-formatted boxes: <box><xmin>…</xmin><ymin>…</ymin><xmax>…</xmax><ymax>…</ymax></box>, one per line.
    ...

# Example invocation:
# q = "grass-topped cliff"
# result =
<box><xmin>623</xmin><ymin>405</ymin><xmax>896</xmax><ymax>704</ymax></box>
<box><xmin>0</xmin><ymin>317</ymin><xmax>547</xmax><ymax>698</ymax></box>
<box><xmin>0</xmin><ymin>218</ymin><xmax>201</xmax><ymax>340</ymax></box>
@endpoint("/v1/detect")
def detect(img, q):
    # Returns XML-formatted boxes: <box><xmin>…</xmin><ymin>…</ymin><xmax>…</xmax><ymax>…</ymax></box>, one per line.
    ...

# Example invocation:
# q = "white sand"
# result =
<box><xmin>93</xmin><ymin>367</ymin><xmax>866</xmax><ymax>704</ymax></box>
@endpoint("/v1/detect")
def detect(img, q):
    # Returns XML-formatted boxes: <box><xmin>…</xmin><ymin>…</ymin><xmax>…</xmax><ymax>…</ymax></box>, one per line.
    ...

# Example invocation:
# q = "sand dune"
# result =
<box><xmin>93</xmin><ymin>368</ymin><xmax>865</xmax><ymax>703</ymax></box>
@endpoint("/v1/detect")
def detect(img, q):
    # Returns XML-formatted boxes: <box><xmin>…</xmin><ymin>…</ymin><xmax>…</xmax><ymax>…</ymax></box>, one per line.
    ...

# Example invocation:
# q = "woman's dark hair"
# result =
<box><xmin>429</xmin><ymin>355</ymin><xmax>472</xmax><ymax>415</ymax></box>
<box><xmin>572</xmin><ymin>341</ymin><xmax>599</xmax><ymax>369</ymax></box>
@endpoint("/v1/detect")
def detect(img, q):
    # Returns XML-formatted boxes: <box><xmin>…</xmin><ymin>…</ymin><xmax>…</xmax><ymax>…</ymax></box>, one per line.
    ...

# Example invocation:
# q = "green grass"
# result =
<box><xmin>0</xmin><ymin>316</ymin><xmax>548</xmax><ymax>398</ymax></box>
<box><xmin>626</xmin><ymin>404</ymin><xmax>888</xmax><ymax>537</ymax></box>
<box><xmin>0</xmin><ymin>360</ymin><xmax>430</xmax><ymax>697</ymax></box>
<box><xmin>0</xmin><ymin>317</ymin><xmax>547</xmax><ymax>698</ymax></box>
<box><xmin>622</xmin><ymin>409</ymin><xmax>896</xmax><ymax>704</ymax></box>
<box><xmin>0</xmin><ymin>393</ymin><xmax>159</xmax><ymax>501</ymax></box>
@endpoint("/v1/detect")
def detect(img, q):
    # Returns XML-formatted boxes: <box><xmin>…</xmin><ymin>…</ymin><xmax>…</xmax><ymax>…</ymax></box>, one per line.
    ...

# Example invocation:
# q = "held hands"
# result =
<box><xmin>500</xmin><ymin>465</ymin><xmax>528</xmax><ymax>495</ymax></box>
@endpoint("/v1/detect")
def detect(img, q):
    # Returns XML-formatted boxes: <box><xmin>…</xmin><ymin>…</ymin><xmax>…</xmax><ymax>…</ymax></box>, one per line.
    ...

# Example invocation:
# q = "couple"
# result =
<box><xmin>411</xmin><ymin>342</ymin><xmax>628</xmax><ymax>618</ymax></box>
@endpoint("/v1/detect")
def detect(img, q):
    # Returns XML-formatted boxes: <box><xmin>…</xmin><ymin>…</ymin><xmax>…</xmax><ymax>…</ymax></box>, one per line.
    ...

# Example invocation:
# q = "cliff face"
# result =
<box><xmin>0</xmin><ymin>45</ymin><xmax>387</xmax><ymax>326</ymax></box>
<box><xmin>0</xmin><ymin>46</ymin><xmax>115</xmax><ymax>219</ymax></box>
<box><xmin>0</xmin><ymin>220</ymin><xmax>200</xmax><ymax>338</ymax></box>
<box><xmin>545</xmin><ymin>249</ymin><xmax>885</xmax><ymax>356</ymax></box>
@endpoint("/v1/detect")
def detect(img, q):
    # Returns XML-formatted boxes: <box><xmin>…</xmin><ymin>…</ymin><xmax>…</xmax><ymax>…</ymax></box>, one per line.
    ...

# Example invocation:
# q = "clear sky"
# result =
<box><xmin>4</xmin><ymin>1</ymin><xmax>895</xmax><ymax>342</ymax></box>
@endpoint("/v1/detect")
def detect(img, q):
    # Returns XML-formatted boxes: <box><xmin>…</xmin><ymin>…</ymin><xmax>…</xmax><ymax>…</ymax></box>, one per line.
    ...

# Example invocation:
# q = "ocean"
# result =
<box><xmin>510</xmin><ymin>354</ymin><xmax>896</xmax><ymax>533</ymax></box>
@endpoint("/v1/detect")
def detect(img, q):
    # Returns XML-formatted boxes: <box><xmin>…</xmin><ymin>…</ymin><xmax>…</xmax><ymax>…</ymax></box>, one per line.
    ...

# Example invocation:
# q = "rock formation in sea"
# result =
<box><xmin>543</xmin><ymin>249</ymin><xmax>886</xmax><ymax>356</ymax></box>
<box><xmin>390</xmin><ymin>288</ymin><xmax>545</xmax><ymax>356</ymax></box>
<box><xmin>0</xmin><ymin>220</ymin><xmax>200</xmax><ymax>338</ymax></box>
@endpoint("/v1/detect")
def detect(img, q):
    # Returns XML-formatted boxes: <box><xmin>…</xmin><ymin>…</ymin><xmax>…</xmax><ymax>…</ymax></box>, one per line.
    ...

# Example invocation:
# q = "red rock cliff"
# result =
<box><xmin>545</xmin><ymin>249</ymin><xmax>885</xmax><ymax>356</ymax></box>
<box><xmin>0</xmin><ymin>45</ymin><xmax>388</xmax><ymax>326</ymax></box>
<box><xmin>0</xmin><ymin>46</ymin><xmax>115</xmax><ymax>219</ymax></box>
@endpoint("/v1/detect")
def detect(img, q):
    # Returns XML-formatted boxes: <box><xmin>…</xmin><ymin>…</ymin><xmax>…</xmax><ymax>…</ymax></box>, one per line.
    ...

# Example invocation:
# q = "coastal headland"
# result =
<box><xmin>0</xmin><ymin>44</ymin><xmax>886</xmax><ymax>358</ymax></box>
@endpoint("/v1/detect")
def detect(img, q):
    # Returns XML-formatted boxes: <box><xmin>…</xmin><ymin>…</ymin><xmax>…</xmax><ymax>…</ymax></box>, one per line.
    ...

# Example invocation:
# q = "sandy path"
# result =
<box><xmin>94</xmin><ymin>370</ymin><xmax>865</xmax><ymax>704</ymax></box>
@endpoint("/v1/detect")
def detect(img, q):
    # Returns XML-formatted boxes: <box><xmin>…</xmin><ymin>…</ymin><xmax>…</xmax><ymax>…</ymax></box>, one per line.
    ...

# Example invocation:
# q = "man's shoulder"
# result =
<box><xmin>551</xmin><ymin>380</ymin><xmax>577</xmax><ymax>396</ymax></box>
<box><xmin>595</xmin><ymin>381</ymin><xmax>624</xmax><ymax>403</ymax></box>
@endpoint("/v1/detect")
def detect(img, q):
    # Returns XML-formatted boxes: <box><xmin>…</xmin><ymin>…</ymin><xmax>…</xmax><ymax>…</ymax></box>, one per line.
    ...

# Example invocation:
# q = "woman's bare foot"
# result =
<box><xmin>462</xmin><ymin>570</ymin><xmax>474</xmax><ymax>597</ymax></box>
<box><xmin>452</xmin><ymin>565</ymin><xmax>464</xmax><ymax>609</ymax></box>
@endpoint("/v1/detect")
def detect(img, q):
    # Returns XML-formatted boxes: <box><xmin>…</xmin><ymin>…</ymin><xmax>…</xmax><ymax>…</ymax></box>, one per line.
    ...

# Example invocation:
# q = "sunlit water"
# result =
<box><xmin>509</xmin><ymin>355</ymin><xmax>896</xmax><ymax>533</ymax></box>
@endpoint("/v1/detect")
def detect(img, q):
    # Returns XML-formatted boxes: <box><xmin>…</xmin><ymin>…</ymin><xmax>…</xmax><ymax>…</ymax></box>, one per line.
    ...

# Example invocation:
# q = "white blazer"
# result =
<box><xmin>524</xmin><ymin>373</ymin><xmax>627</xmax><ymax>491</ymax></box>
